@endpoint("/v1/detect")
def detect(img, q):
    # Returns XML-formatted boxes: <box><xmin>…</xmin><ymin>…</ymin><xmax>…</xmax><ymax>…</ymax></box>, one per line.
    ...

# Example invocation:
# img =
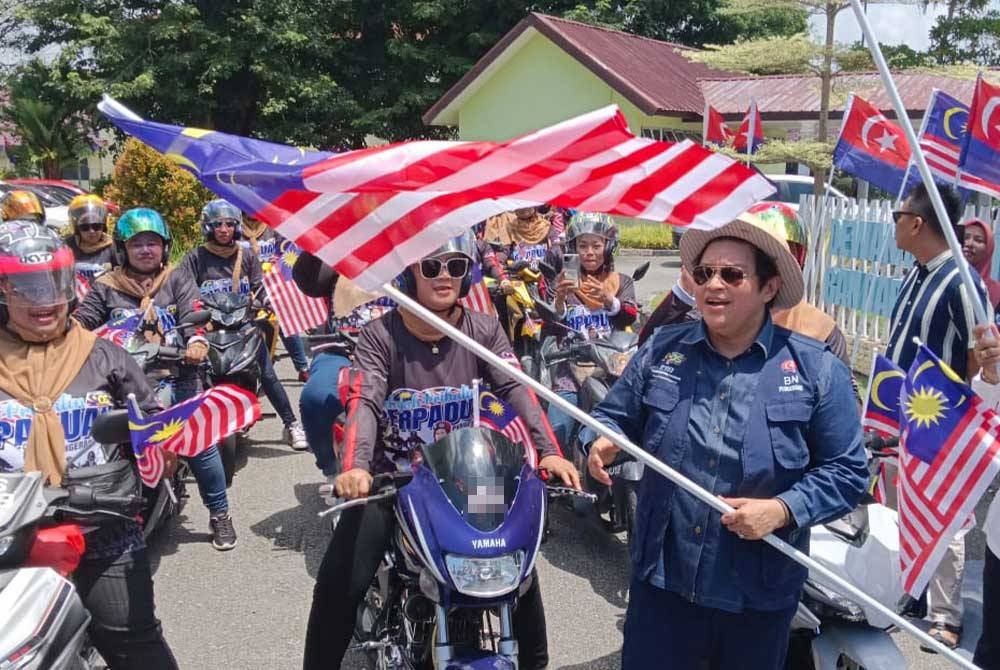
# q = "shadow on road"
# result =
<box><xmin>555</xmin><ymin>650</ymin><xmax>622</xmax><ymax>669</ymax></box>
<box><xmin>145</xmin><ymin>509</ymin><xmax>212</xmax><ymax>574</ymax></box>
<box><xmin>541</xmin><ymin>505</ymin><xmax>631</xmax><ymax>611</ymax></box>
<box><xmin>249</xmin><ymin>481</ymin><xmax>332</xmax><ymax>578</ymax></box>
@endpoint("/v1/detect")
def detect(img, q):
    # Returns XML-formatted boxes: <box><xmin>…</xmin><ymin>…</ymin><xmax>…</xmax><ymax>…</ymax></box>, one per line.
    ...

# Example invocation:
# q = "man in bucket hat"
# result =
<box><xmin>583</xmin><ymin>212</ymin><xmax>868</xmax><ymax>669</ymax></box>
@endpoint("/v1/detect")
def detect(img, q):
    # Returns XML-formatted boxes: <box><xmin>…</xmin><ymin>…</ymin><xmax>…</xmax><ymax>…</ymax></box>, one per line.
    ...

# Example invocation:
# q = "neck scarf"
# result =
<box><xmin>399</xmin><ymin>305</ymin><xmax>463</xmax><ymax>343</ymax></box>
<box><xmin>76</xmin><ymin>233</ymin><xmax>114</xmax><ymax>255</ymax></box>
<box><xmin>242</xmin><ymin>219</ymin><xmax>269</xmax><ymax>256</ymax></box>
<box><xmin>509</xmin><ymin>214</ymin><xmax>551</xmax><ymax>245</ymax></box>
<box><xmin>574</xmin><ymin>270</ymin><xmax>621</xmax><ymax>310</ymax></box>
<box><xmin>203</xmin><ymin>243</ymin><xmax>245</xmax><ymax>292</ymax></box>
<box><xmin>333</xmin><ymin>277</ymin><xmax>381</xmax><ymax>317</ymax></box>
<box><xmin>0</xmin><ymin>322</ymin><xmax>97</xmax><ymax>485</ymax></box>
<box><xmin>97</xmin><ymin>265</ymin><xmax>173</xmax><ymax>311</ymax></box>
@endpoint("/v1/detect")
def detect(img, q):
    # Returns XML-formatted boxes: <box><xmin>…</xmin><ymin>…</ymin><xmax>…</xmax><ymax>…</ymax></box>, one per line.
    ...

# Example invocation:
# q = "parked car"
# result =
<box><xmin>0</xmin><ymin>181</ymin><xmax>70</xmax><ymax>230</ymax></box>
<box><xmin>5</xmin><ymin>178</ymin><xmax>119</xmax><ymax>214</ymax></box>
<box><xmin>765</xmin><ymin>174</ymin><xmax>848</xmax><ymax>212</ymax></box>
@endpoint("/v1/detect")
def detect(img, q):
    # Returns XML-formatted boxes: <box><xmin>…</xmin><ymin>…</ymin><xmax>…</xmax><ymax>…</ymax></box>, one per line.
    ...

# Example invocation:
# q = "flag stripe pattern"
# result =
<box><xmin>458</xmin><ymin>263</ymin><xmax>496</xmax><ymax>316</ymax></box>
<box><xmin>262</xmin><ymin>266</ymin><xmax>327</xmax><ymax>335</ymax></box>
<box><xmin>98</xmin><ymin>98</ymin><xmax>776</xmax><ymax>292</ymax></box>
<box><xmin>478</xmin><ymin>390</ymin><xmax>539</xmax><ymax>469</ymax></box>
<box><xmin>897</xmin><ymin>345</ymin><xmax>1000</xmax><ymax>596</ymax></box>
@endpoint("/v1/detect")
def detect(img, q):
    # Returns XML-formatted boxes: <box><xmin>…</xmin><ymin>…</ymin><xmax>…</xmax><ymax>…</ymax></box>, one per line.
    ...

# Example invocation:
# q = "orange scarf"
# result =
<box><xmin>575</xmin><ymin>271</ymin><xmax>621</xmax><ymax>311</ymax></box>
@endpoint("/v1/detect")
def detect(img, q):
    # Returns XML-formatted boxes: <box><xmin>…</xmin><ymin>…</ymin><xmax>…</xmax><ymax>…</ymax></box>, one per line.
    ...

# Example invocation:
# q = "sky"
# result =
<box><xmin>816</xmin><ymin>1</ymin><xmax>1000</xmax><ymax>50</ymax></box>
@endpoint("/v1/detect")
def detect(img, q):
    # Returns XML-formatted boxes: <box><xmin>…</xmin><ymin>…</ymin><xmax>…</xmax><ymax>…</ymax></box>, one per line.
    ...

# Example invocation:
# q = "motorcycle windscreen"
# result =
<box><xmin>421</xmin><ymin>427</ymin><xmax>525</xmax><ymax>532</ymax></box>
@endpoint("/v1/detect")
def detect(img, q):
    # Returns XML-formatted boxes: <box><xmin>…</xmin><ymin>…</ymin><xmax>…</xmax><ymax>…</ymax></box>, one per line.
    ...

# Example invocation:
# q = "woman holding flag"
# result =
<box><xmin>303</xmin><ymin>231</ymin><xmax>579</xmax><ymax>670</ymax></box>
<box><xmin>0</xmin><ymin>220</ymin><xmax>177</xmax><ymax>668</ymax></box>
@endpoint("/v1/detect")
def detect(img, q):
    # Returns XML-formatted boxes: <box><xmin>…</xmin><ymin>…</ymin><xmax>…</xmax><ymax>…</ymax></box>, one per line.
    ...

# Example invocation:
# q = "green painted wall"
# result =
<box><xmin>457</xmin><ymin>32</ymin><xmax>686</xmax><ymax>141</ymax></box>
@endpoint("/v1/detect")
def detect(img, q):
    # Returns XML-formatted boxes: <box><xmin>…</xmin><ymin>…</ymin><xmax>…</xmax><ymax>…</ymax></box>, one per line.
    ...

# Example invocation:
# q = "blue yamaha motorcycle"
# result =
<box><xmin>326</xmin><ymin>426</ymin><xmax>563</xmax><ymax>670</ymax></box>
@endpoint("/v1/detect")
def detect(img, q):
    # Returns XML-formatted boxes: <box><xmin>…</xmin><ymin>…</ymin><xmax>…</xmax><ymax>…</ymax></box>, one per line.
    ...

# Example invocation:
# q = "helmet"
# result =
<box><xmin>394</xmin><ymin>229</ymin><xmax>477</xmax><ymax>299</ymax></box>
<box><xmin>1</xmin><ymin>190</ymin><xmax>46</xmax><ymax>225</ymax></box>
<box><xmin>745</xmin><ymin>202</ymin><xmax>806</xmax><ymax>268</ymax></box>
<box><xmin>201</xmin><ymin>199</ymin><xmax>243</xmax><ymax>241</ymax></box>
<box><xmin>566</xmin><ymin>211</ymin><xmax>618</xmax><ymax>266</ymax></box>
<box><xmin>0</xmin><ymin>221</ymin><xmax>76</xmax><ymax>309</ymax></box>
<box><xmin>68</xmin><ymin>194</ymin><xmax>109</xmax><ymax>230</ymax></box>
<box><xmin>114</xmin><ymin>208</ymin><xmax>172</xmax><ymax>266</ymax></box>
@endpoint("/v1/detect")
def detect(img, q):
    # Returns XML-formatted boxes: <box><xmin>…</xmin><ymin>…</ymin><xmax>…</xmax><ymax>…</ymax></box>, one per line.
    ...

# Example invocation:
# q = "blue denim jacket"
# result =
<box><xmin>583</xmin><ymin>317</ymin><xmax>867</xmax><ymax>612</ymax></box>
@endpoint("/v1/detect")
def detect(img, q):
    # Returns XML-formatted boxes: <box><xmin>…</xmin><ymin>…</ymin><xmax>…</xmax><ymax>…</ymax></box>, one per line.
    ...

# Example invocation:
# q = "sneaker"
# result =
<box><xmin>298</xmin><ymin>370</ymin><xmax>310</xmax><ymax>383</ymax></box>
<box><xmin>284</xmin><ymin>421</ymin><xmax>309</xmax><ymax>451</ymax></box>
<box><xmin>210</xmin><ymin>512</ymin><xmax>237</xmax><ymax>551</ymax></box>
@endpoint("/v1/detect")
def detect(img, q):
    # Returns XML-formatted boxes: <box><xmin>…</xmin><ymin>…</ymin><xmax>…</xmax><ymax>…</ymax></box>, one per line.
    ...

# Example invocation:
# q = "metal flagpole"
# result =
<box><xmin>896</xmin><ymin>89</ymin><xmax>936</xmax><ymax>203</ymax></box>
<box><xmin>381</xmin><ymin>282</ymin><xmax>977</xmax><ymax>669</ymax></box>
<box><xmin>702</xmin><ymin>101</ymin><xmax>709</xmax><ymax>147</ymax></box>
<box><xmin>851</xmin><ymin>0</ymin><xmax>989</xmax><ymax>327</ymax></box>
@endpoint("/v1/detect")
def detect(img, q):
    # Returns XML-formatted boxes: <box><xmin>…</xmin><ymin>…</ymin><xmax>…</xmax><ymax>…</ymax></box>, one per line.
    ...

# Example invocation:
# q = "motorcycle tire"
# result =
<box><xmin>221</xmin><ymin>435</ymin><xmax>237</xmax><ymax>487</ymax></box>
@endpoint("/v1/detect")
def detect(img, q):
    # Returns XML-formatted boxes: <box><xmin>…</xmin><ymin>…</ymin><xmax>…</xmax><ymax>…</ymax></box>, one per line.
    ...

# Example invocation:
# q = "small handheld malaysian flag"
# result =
<box><xmin>262</xmin><ymin>239</ymin><xmax>328</xmax><ymax>335</ymax></box>
<box><xmin>474</xmin><ymin>382</ymin><xmax>538</xmax><ymax>468</ymax></box>
<box><xmin>458</xmin><ymin>262</ymin><xmax>497</xmax><ymax>316</ymax></box>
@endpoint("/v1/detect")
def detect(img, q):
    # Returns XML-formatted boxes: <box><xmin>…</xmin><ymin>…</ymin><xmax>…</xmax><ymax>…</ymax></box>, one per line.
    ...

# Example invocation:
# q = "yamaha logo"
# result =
<box><xmin>472</xmin><ymin>537</ymin><xmax>507</xmax><ymax>549</ymax></box>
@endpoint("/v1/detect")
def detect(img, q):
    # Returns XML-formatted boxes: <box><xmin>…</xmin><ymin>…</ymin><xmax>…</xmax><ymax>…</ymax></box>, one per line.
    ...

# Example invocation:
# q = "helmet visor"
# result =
<box><xmin>0</xmin><ymin>267</ymin><xmax>76</xmax><ymax>306</ymax></box>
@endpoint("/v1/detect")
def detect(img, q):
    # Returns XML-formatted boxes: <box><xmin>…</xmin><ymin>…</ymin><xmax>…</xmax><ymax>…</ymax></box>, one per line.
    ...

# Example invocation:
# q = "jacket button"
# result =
<box><xmin>694</xmin><ymin>525</ymin><xmax>702</xmax><ymax>535</ymax></box>
<box><xmin>719</xmin><ymin>392</ymin><xmax>726</xmax><ymax>400</ymax></box>
<box><xmin>713</xmin><ymin>426</ymin><xmax>720</xmax><ymax>435</ymax></box>
<box><xmin>708</xmin><ymin>458</ymin><xmax>717</xmax><ymax>468</ymax></box>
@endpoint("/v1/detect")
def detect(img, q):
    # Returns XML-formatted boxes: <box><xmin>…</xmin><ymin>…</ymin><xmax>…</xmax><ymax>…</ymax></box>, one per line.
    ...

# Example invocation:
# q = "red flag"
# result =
<box><xmin>733</xmin><ymin>100</ymin><xmax>764</xmax><ymax>154</ymax></box>
<box><xmin>262</xmin><ymin>241</ymin><xmax>328</xmax><ymax>336</ymax></box>
<box><xmin>703</xmin><ymin>104</ymin><xmax>734</xmax><ymax>146</ymax></box>
<box><xmin>99</xmin><ymin>101</ymin><xmax>777</xmax><ymax>292</ymax></box>
<box><xmin>833</xmin><ymin>95</ymin><xmax>912</xmax><ymax>195</ymax></box>
<box><xmin>957</xmin><ymin>75</ymin><xmax>1000</xmax><ymax>199</ymax></box>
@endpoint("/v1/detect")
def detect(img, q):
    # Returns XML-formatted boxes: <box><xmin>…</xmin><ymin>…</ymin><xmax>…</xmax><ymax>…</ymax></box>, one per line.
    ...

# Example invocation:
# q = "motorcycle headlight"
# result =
<box><xmin>804</xmin><ymin>580</ymin><xmax>866</xmax><ymax>623</ymax></box>
<box><xmin>0</xmin><ymin>534</ymin><xmax>15</xmax><ymax>557</ymax></box>
<box><xmin>445</xmin><ymin>551</ymin><xmax>523</xmax><ymax>597</ymax></box>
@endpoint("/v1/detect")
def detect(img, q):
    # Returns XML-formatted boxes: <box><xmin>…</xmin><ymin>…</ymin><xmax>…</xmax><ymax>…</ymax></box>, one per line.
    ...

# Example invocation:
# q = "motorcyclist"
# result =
<box><xmin>546</xmin><ymin>212</ymin><xmax>639</xmax><ymax>450</ymax></box>
<box><xmin>179</xmin><ymin>198</ymin><xmax>308</xmax><ymax>450</ymax></box>
<box><xmin>0</xmin><ymin>188</ymin><xmax>46</xmax><ymax>225</ymax></box>
<box><xmin>75</xmin><ymin>207</ymin><xmax>238</xmax><ymax>551</ymax></box>
<box><xmin>0</xmin><ymin>220</ymin><xmax>177</xmax><ymax>669</ymax></box>
<box><xmin>302</xmin><ymin>231</ymin><xmax>580</xmax><ymax>670</ymax></box>
<box><xmin>65</xmin><ymin>193</ymin><xmax>117</xmax><ymax>272</ymax></box>
<box><xmin>241</xmin><ymin>215</ymin><xmax>310</xmax><ymax>381</ymax></box>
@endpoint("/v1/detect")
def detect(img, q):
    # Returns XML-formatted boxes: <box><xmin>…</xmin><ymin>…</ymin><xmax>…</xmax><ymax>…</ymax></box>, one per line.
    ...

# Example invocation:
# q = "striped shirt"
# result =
<box><xmin>886</xmin><ymin>250</ymin><xmax>991</xmax><ymax>380</ymax></box>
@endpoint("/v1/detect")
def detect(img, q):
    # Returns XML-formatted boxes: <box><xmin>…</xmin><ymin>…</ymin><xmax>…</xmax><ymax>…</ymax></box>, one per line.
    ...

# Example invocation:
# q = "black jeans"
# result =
<box><xmin>976</xmin><ymin>547</ymin><xmax>1000</xmax><ymax>669</ymax></box>
<box><xmin>303</xmin><ymin>501</ymin><xmax>548</xmax><ymax>670</ymax></box>
<box><xmin>73</xmin><ymin>549</ymin><xmax>177</xmax><ymax>670</ymax></box>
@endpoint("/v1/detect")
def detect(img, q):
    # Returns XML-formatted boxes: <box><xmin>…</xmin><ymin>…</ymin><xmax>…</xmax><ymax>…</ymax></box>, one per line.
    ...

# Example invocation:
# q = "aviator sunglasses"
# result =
<box><xmin>419</xmin><ymin>257</ymin><xmax>470</xmax><ymax>280</ymax></box>
<box><xmin>692</xmin><ymin>265</ymin><xmax>753</xmax><ymax>287</ymax></box>
<box><xmin>76</xmin><ymin>223</ymin><xmax>105</xmax><ymax>233</ymax></box>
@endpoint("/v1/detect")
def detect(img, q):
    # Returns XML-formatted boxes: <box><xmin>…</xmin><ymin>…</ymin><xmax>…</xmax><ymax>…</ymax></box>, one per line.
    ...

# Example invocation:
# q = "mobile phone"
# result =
<box><xmin>562</xmin><ymin>254</ymin><xmax>580</xmax><ymax>283</ymax></box>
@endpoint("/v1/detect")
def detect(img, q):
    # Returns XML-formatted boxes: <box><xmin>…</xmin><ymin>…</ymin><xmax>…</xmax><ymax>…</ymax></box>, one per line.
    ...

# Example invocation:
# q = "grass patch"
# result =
<box><xmin>617</xmin><ymin>221</ymin><xmax>677</xmax><ymax>249</ymax></box>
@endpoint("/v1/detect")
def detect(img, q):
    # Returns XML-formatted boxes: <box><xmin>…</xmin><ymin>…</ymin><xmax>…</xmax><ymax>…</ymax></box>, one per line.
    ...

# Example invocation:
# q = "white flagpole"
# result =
<box><xmin>702</xmin><ymin>101</ymin><xmax>710</xmax><ymax>147</ymax></box>
<box><xmin>851</xmin><ymin>0</ymin><xmax>988</xmax><ymax>327</ymax></box>
<box><xmin>381</xmin><ymin>282</ymin><xmax>977</xmax><ymax>668</ymax></box>
<box><xmin>896</xmin><ymin>89</ymin><xmax>937</xmax><ymax>203</ymax></box>
<box><xmin>472</xmin><ymin>378</ymin><xmax>482</xmax><ymax>427</ymax></box>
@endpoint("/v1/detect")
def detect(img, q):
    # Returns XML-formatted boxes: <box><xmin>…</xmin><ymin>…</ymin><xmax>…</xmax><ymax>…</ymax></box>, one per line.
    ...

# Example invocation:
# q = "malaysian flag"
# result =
<box><xmin>862</xmin><ymin>354</ymin><xmax>905</xmax><ymax>438</ymax></box>
<box><xmin>97</xmin><ymin>96</ymin><xmax>775</xmax><ymax>291</ymax></box>
<box><xmin>126</xmin><ymin>384</ymin><xmax>261</xmax><ymax>487</ymax></box>
<box><xmin>458</xmin><ymin>262</ymin><xmax>497</xmax><ymax>316</ymax></box>
<box><xmin>75</xmin><ymin>272</ymin><xmax>91</xmax><ymax>302</ymax></box>
<box><xmin>897</xmin><ymin>344</ymin><xmax>1000</xmax><ymax>596</ymax></box>
<box><xmin>261</xmin><ymin>239</ymin><xmax>327</xmax><ymax>335</ymax></box>
<box><xmin>94</xmin><ymin>312</ymin><xmax>143</xmax><ymax>347</ymax></box>
<box><xmin>476</xmin><ymin>387</ymin><xmax>538</xmax><ymax>468</ymax></box>
<box><xmin>901</xmin><ymin>90</ymin><xmax>969</xmax><ymax>194</ymax></box>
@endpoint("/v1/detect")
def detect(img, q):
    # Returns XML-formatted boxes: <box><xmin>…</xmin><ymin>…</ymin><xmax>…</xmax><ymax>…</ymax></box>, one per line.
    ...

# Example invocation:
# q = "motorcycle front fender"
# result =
<box><xmin>810</xmin><ymin>623</ymin><xmax>905</xmax><ymax>670</ymax></box>
<box><xmin>439</xmin><ymin>653</ymin><xmax>516</xmax><ymax>670</ymax></box>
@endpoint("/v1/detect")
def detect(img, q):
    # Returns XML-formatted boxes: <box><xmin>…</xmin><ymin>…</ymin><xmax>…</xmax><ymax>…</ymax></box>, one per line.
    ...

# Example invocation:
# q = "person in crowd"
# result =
<box><xmin>970</xmin><ymin>322</ymin><xmax>1000</xmax><ymax>669</ymax></box>
<box><xmin>546</xmin><ymin>212</ymin><xmax>638</xmax><ymax>451</ymax></box>
<box><xmin>241</xmin><ymin>215</ymin><xmax>310</xmax><ymax>381</ymax></box>
<box><xmin>584</xmin><ymin>212</ymin><xmax>868</xmax><ymax>669</ymax></box>
<box><xmin>0</xmin><ymin>221</ymin><xmax>178</xmax><ymax>668</ymax></box>
<box><xmin>885</xmin><ymin>183</ymin><xmax>992</xmax><ymax>649</ymax></box>
<box><xmin>0</xmin><ymin>188</ymin><xmax>46</xmax><ymax>224</ymax></box>
<box><xmin>179</xmin><ymin>198</ymin><xmax>308</xmax><ymax>450</ymax></box>
<box><xmin>302</xmin><ymin>231</ymin><xmax>579</xmax><ymax>670</ymax></box>
<box><xmin>292</xmin><ymin>251</ymin><xmax>395</xmax><ymax>483</ymax></box>
<box><xmin>75</xmin><ymin>207</ymin><xmax>238</xmax><ymax>551</ymax></box>
<box><xmin>65</xmin><ymin>194</ymin><xmax>117</xmax><ymax>273</ymax></box>
<box><xmin>483</xmin><ymin>206</ymin><xmax>561</xmax><ymax>271</ymax></box>
<box><xmin>963</xmin><ymin>217</ymin><xmax>1000</xmax><ymax>312</ymax></box>
<box><xmin>637</xmin><ymin>266</ymin><xmax>699</xmax><ymax>347</ymax></box>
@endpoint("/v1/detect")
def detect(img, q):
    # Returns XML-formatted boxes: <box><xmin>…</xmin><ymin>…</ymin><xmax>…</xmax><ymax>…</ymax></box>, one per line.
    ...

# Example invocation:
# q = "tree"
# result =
<box><xmin>0</xmin><ymin>59</ymin><xmax>92</xmax><ymax>178</ymax></box>
<box><xmin>928</xmin><ymin>0</ymin><xmax>1000</xmax><ymax>66</ymax></box>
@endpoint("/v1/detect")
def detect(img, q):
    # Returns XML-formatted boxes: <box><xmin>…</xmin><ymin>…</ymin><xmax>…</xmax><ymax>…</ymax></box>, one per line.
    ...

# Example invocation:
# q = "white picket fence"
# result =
<box><xmin>799</xmin><ymin>195</ymin><xmax>999</xmax><ymax>373</ymax></box>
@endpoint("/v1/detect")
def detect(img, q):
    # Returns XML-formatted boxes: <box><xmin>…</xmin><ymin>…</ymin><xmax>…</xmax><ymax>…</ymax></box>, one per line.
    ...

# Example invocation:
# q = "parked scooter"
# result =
<box><xmin>324</xmin><ymin>426</ymin><xmax>591</xmax><ymax>669</ymax></box>
<box><xmin>0</xmin><ymin>412</ymin><xmax>145</xmax><ymax>669</ymax></box>
<box><xmin>786</xmin><ymin>435</ymin><xmax>906</xmax><ymax>669</ymax></box>
<box><xmin>202</xmin><ymin>291</ymin><xmax>265</xmax><ymax>486</ymax></box>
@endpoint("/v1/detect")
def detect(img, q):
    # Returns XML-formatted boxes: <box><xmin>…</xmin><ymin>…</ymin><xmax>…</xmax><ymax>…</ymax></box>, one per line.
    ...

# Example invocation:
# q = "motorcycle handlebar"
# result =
<box><xmin>66</xmin><ymin>486</ymin><xmax>145</xmax><ymax>511</ymax></box>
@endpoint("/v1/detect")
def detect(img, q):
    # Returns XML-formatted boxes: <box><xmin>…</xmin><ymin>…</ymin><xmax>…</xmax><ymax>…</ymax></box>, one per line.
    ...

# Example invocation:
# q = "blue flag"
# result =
<box><xmin>862</xmin><ymin>354</ymin><xmax>905</xmax><ymax>437</ymax></box>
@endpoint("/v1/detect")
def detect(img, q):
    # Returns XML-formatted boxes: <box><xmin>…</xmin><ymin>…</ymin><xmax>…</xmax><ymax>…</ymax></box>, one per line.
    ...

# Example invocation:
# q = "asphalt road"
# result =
<box><xmin>147</xmin><ymin>256</ymin><xmax>979</xmax><ymax>669</ymax></box>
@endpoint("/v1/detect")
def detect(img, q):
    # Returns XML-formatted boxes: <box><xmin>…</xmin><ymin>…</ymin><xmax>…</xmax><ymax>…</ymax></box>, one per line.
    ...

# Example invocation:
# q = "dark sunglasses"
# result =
<box><xmin>692</xmin><ymin>265</ymin><xmax>752</xmax><ymax>287</ymax></box>
<box><xmin>891</xmin><ymin>210</ymin><xmax>919</xmax><ymax>224</ymax></box>
<box><xmin>76</xmin><ymin>223</ymin><xmax>105</xmax><ymax>233</ymax></box>
<box><xmin>209</xmin><ymin>220</ymin><xmax>237</xmax><ymax>229</ymax></box>
<box><xmin>420</xmin><ymin>257</ymin><xmax>470</xmax><ymax>280</ymax></box>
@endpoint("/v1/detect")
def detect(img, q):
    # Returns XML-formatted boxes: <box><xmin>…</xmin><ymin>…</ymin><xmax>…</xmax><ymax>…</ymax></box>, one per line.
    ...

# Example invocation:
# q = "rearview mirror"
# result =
<box><xmin>534</xmin><ymin>299</ymin><xmax>559</xmax><ymax>323</ymax></box>
<box><xmin>632</xmin><ymin>262</ymin><xmax>650</xmax><ymax>282</ymax></box>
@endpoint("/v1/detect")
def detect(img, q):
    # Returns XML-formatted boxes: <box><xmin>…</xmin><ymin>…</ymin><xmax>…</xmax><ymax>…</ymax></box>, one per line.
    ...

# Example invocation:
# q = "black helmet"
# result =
<box><xmin>0</xmin><ymin>221</ymin><xmax>77</xmax><ymax>319</ymax></box>
<box><xmin>566</xmin><ymin>212</ymin><xmax>618</xmax><ymax>268</ymax></box>
<box><xmin>201</xmin><ymin>199</ymin><xmax>243</xmax><ymax>242</ymax></box>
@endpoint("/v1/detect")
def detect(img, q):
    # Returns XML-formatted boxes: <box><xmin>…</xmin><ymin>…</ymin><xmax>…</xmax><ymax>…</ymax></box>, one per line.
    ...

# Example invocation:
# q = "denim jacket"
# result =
<box><xmin>584</xmin><ymin>318</ymin><xmax>868</xmax><ymax>612</ymax></box>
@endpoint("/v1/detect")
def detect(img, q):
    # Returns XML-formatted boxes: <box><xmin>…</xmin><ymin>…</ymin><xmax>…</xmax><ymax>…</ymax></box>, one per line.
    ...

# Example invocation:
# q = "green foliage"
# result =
<box><xmin>103</xmin><ymin>138</ymin><xmax>212</xmax><ymax>257</ymax></box>
<box><xmin>714</xmin><ymin>139</ymin><xmax>834</xmax><ymax>170</ymax></box>
<box><xmin>929</xmin><ymin>0</ymin><xmax>1000</xmax><ymax>66</ymax></box>
<box><xmin>617</xmin><ymin>221</ymin><xmax>676</xmax><ymax>249</ymax></box>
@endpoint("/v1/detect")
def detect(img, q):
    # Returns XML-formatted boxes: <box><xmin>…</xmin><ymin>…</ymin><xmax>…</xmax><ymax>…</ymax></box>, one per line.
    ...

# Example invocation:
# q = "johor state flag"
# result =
<box><xmin>733</xmin><ymin>100</ymin><xmax>764</xmax><ymax>154</ymax></box>
<box><xmin>97</xmin><ymin>96</ymin><xmax>775</xmax><ymax>291</ymax></box>
<box><xmin>833</xmin><ymin>95</ymin><xmax>911</xmax><ymax>195</ymax></box>
<box><xmin>127</xmin><ymin>385</ymin><xmax>261</xmax><ymax>487</ymax></box>
<box><xmin>261</xmin><ymin>239</ymin><xmax>328</xmax><ymax>335</ymax></box>
<box><xmin>862</xmin><ymin>354</ymin><xmax>906</xmax><ymax>438</ymax></box>
<box><xmin>958</xmin><ymin>75</ymin><xmax>1000</xmax><ymax>199</ymax></box>
<box><xmin>897</xmin><ymin>345</ymin><xmax>1000</xmax><ymax>597</ymax></box>
<box><xmin>703</xmin><ymin>103</ymin><xmax>734</xmax><ymax>147</ymax></box>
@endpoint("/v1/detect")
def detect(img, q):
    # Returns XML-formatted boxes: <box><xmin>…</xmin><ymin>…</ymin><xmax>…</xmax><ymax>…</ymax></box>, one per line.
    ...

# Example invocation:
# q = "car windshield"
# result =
<box><xmin>421</xmin><ymin>426</ymin><xmax>526</xmax><ymax>532</ymax></box>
